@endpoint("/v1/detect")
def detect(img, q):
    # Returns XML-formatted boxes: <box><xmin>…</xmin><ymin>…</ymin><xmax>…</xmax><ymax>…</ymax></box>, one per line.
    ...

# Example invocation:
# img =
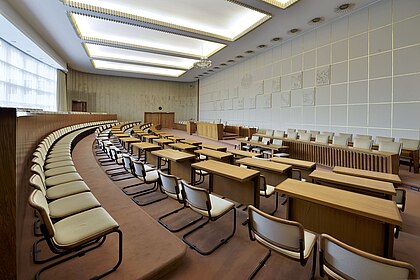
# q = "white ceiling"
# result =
<box><xmin>4</xmin><ymin>0</ymin><xmax>380</xmax><ymax>82</ymax></box>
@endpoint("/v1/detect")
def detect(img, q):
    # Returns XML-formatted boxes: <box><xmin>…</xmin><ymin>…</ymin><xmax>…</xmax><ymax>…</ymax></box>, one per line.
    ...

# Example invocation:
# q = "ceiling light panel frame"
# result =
<box><xmin>69</xmin><ymin>13</ymin><xmax>226</xmax><ymax>58</ymax></box>
<box><xmin>259</xmin><ymin>0</ymin><xmax>300</xmax><ymax>9</ymax></box>
<box><xmin>83</xmin><ymin>43</ymin><xmax>199</xmax><ymax>70</ymax></box>
<box><xmin>63</xmin><ymin>0</ymin><xmax>271</xmax><ymax>42</ymax></box>
<box><xmin>91</xmin><ymin>59</ymin><xmax>186</xmax><ymax>77</ymax></box>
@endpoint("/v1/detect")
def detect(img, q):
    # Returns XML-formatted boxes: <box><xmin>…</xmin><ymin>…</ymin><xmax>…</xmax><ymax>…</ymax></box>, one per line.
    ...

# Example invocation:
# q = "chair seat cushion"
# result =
<box><xmin>273</xmin><ymin>153</ymin><xmax>290</xmax><ymax>158</ymax></box>
<box><xmin>45</xmin><ymin>160</ymin><xmax>74</xmax><ymax>170</ymax></box>
<box><xmin>45</xmin><ymin>166</ymin><xmax>77</xmax><ymax>177</ymax></box>
<box><xmin>53</xmin><ymin>207</ymin><xmax>118</xmax><ymax>249</ymax></box>
<box><xmin>48</xmin><ymin>151</ymin><xmax>71</xmax><ymax>158</ymax></box>
<box><xmin>45</xmin><ymin>173</ymin><xmax>83</xmax><ymax>187</ymax></box>
<box><xmin>255</xmin><ymin>230</ymin><xmax>316</xmax><ymax>260</ymax></box>
<box><xmin>46</xmin><ymin>181</ymin><xmax>90</xmax><ymax>200</ymax></box>
<box><xmin>165</xmin><ymin>183</ymin><xmax>183</xmax><ymax>201</ymax></box>
<box><xmin>48</xmin><ymin>192</ymin><xmax>101</xmax><ymax>219</ymax></box>
<box><xmin>45</xmin><ymin>156</ymin><xmax>73</xmax><ymax>164</ymax></box>
<box><xmin>260</xmin><ymin>184</ymin><xmax>275</xmax><ymax>197</ymax></box>
<box><xmin>191</xmin><ymin>194</ymin><xmax>234</xmax><ymax>218</ymax></box>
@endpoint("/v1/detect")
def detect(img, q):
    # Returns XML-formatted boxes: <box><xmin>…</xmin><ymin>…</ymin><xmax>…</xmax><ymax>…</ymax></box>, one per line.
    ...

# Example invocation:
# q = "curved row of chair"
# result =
<box><xmin>27</xmin><ymin>120</ymin><xmax>125</xmax><ymax>280</ymax></box>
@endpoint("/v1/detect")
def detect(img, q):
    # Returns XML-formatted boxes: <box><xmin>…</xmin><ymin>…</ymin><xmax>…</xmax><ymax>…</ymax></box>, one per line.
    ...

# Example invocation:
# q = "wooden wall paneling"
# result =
<box><xmin>0</xmin><ymin>108</ymin><xmax>17</xmax><ymax>279</ymax></box>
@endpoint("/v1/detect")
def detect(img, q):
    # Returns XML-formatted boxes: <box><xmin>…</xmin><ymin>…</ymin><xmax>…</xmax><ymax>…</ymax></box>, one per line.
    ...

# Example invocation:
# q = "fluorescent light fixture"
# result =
<box><xmin>260</xmin><ymin>0</ymin><xmax>300</xmax><ymax>9</ymax></box>
<box><xmin>64</xmin><ymin>0</ymin><xmax>271</xmax><ymax>41</ymax></box>
<box><xmin>84</xmin><ymin>43</ymin><xmax>199</xmax><ymax>70</ymax></box>
<box><xmin>92</xmin><ymin>59</ymin><xmax>186</xmax><ymax>77</ymax></box>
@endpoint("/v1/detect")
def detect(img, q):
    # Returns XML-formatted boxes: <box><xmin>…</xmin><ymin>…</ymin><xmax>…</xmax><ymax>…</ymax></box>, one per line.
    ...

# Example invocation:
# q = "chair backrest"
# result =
<box><xmin>122</xmin><ymin>154</ymin><xmax>132</xmax><ymax>171</ymax></box>
<box><xmin>339</xmin><ymin>133</ymin><xmax>353</xmax><ymax>141</ymax></box>
<box><xmin>288</xmin><ymin>132</ymin><xmax>298</xmax><ymax>140</ymax></box>
<box><xmin>261</xmin><ymin>137</ymin><xmax>271</xmax><ymax>145</ymax></box>
<box><xmin>32</xmin><ymin>156</ymin><xmax>44</xmax><ymax>167</ymax></box>
<box><xmin>299</xmin><ymin>133</ymin><xmax>311</xmax><ymax>141</ymax></box>
<box><xmin>265</xmin><ymin>129</ymin><xmax>274</xmax><ymax>137</ymax></box>
<box><xmin>315</xmin><ymin>134</ymin><xmax>329</xmax><ymax>144</ymax></box>
<box><xmin>353</xmin><ymin>138</ymin><xmax>373</xmax><ymax>150</ymax></box>
<box><xmin>158</xmin><ymin>170</ymin><xmax>181</xmax><ymax>198</ymax></box>
<box><xmin>320</xmin><ymin>234</ymin><xmax>417</xmax><ymax>280</ymax></box>
<box><xmin>248</xmin><ymin>205</ymin><xmax>304</xmax><ymax>255</ymax></box>
<box><xmin>28</xmin><ymin>190</ymin><xmax>55</xmax><ymax>237</ymax></box>
<box><xmin>259</xmin><ymin>175</ymin><xmax>268</xmax><ymax>194</ymax></box>
<box><xmin>379</xmin><ymin>141</ymin><xmax>402</xmax><ymax>155</ymax></box>
<box><xmin>272</xmin><ymin>139</ymin><xmax>283</xmax><ymax>146</ymax></box>
<box><xmin>355</xmin><ymin>134</ymin><xmax>372</xmax><ymax>140</ymax></box>
<box><xmin>310</xmin><ymin>130</ymin><xmax>320</xmax><ymax>138</ymax></box>
<box><xmin>400</xmin><ymin>138</ymin><xmax>420</xmax><ymax>150</ymax></box>
<box><xmin>287</xmin><ymin>128</ymin><xmax>296</xmax><ymax>134</ymax></box>
<box><xmin>322</xmin><ymin>131</ymin><xmax>335</xmax><ymax>139</ymax></box>
<box><xmin>251</xmin><ymin>135</ymin><xmax>260</xmax><ymax>141</ymax></box>
<box><xmin>29</xmin><ymin>173</ymin><xmax>47</xmax><ymax>196</ymax></box>
<box><xmin>132</xmin><ymin>161</ymin><xmax>146</xmax><ymax>177</ymax></box>
<box><xmin>273</xmin><ymin>130</ymin><xmax>285</xmax><ymax>138</ymax></box>
<box><xmin>375</xmin><ymin>136</ymin><xmax>394</xmax><ymax>144</ymax></box>
<box><xmin>332</xmin><ymin>136</ymin><xmax>349</xmax><ymax>146</ymax></box>
<box><xmin>31</xmin><ymin>163</ymin><xmax>45</xmax><ymax>180</ymax></box>
<box><xmin>181</xmin><ymin>181</ymin><xmax>211</xmax><ymax>212</ymax></box>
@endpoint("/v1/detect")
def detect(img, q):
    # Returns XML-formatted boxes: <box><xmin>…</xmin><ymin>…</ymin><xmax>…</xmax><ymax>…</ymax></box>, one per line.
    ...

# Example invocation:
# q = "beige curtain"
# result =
<box><xmin>56</xmin><ymin>70</ymin><xmax>68</xmax><ymax>111</ymax></box>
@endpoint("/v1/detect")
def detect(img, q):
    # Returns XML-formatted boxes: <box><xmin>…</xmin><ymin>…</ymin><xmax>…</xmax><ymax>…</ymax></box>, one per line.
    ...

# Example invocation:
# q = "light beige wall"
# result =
<box><xmin>67</xmin><ymin>68</ymin><xmax>198</xmax><ymax>122</ymax></box>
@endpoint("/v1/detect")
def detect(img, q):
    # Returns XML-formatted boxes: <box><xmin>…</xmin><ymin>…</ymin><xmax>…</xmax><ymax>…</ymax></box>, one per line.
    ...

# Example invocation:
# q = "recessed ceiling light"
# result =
<box><xmin>220</xmin><ymin>63</ymin><xmax>227</xmax><ymax>66</ymax></box>
<box><xmin>245</xmin><ymin>50</ymin><xmax>254</xmax><ymax>54</ymax></box>
<box><xmin>257</xmin><ymin>44</ymin><xmax>267</xmax><ymax>48</ymax></box>
<box><xmin>194</xmin><ymin>76</ymin><xmax>199</xmax><ymax>79</ymax></box>
<box><xmin>334</xmin><ymin>3</ymin><xmax>354</xmax><ymax>13</ymax></box>
<box><xmin>198</xmin><ymin>74</ymin><xmax>203</xmax><ymax>76</ymax></box>
<box><xmin>92</xmin><ymin>59</ymin><xmax>185</xmax><ymax>77</ymax></box>
<box><xmin>214</xmin><ymin>66</ymin><xmax>220</xmax><ymax>69</ymax></box>
<box><xmin>227</xmin><ymin>59</ymin><xmax>235</xmax><ymax>63</ymax></box>
<box><xmin>271</xmin><ymin>37</ymin><xmax>282</xmax><ymax>42</ymax></box>
<box><xmin>235</xmin><ymin>55</ymin><xmax>244</xmax><ymax>59</ymax></box>
<box><xmin>308</xmin><ymin>17</ymin><xmax>324</xmax><ymax>25</ymax></box>
<box><xmin>208</xmin><ymin>69</ymin><xmax>214</xmax><ymax>72</ymax></box>
<box><xmin>11</xmin><ymin>40</ymin><xmax>16</xmax><ymax>43</ymax></box>
<box><xmin>203</xmin><ymin>72</ymin><xmax>208</xmax><ymax>74</ymax></box>
<box><xmin>288</xmin><ymin>28</ymin><xmax>301</xmax><ymax>34</ymax></box>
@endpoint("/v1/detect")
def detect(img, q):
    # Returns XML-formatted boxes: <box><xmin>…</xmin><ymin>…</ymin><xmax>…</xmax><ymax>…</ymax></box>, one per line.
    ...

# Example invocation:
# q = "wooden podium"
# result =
<box><xmin>144</xmin><ymin>112</ymin><xmax>174</xmax><ymax>128</ymax></box>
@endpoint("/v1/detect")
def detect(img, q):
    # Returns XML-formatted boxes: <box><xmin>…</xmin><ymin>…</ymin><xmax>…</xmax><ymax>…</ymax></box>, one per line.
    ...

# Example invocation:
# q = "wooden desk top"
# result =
<box><xmin>191</xmin><ymin>160</ymin><xmax>259</xmax><ymax>182</ymax></box>
<box><xmin>309</xmin><ymin>170</ymin><xmax>396</xmax><ymax>196</ymax></box>
<box><xmin>237</xmin><ymin>158</ymin><xmax>292</xmax><ymax>173</ymax></box>
<box><xmin>151</xmin><ymin>149</ymin><xmax>195</xmax><ymax>162</ymax></box>
<box><xmin>142</xmin><ymin>135</ymin><xmax>159</xmax><ymax>140</ymax></box>
<box><xmin>159</xmin><ymin>133</ymin><xmax>174</xmax><ymax>138</ymax></box>
<box><xmin>200</xmin><ymin>144</ymin><xmax>228</xmax><ymax>151</ymax></box>
<box><xmin>276</xmin><ymin>179</ymin><xmax>402</xmax><ymax>226</ymax></box>
<box><xmin>153</xmin><ymin>138</ymin><xmax>174</xmax><ymax>145</ymax></box>
<box><xmin>271</xmin><ymin>157</ymin><xmax>316</xmax><ymax>169</ymax></box>
<box><xmin>332</xmin><ymin>166</ymin><xmax>402</xmax><ymax>184</ymax></box>
<box><xmin>132</xmin><ymin>142</ymin><xmax>161</xmax><ymax>151</ymax></box>
<box><xmin>240</xmin><ymin>140</ymin><xmax>288</xmax><ymax>150</ymax></box>
<box><xmin>228</xmin><ymin>149</ymin><xmax>261</xmax><ymax>158</ymax></box>
<box><xmin>168</xmin><ymin>136</ymin><xmax>185</xmax><ymax>141</ymax></box>
<box><xmin>169</xmin><ymin>143</ymin><xmax>197</xmax><ymax>151</ymax></box>
<box><xmin>181</xmin><ymin>139</ymin><xmax>202</xmax><ymax>146</ymax></box>
<box><xmin>195</xmin><ymin>149</ymin><xmax>233</xmax><ymax>160</ymax></box>
<box><xmin>113</xmin><ymin>133</ymin><xmax>130</xmax><ymax>138</ymax></box>
<box><xmin>121</xmin><ymin>137</ymin><xmax>142</xmax><ymax>143</ymax></box>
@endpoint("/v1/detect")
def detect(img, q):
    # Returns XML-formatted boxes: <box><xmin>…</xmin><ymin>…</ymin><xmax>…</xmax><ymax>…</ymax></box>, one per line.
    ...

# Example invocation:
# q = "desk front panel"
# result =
<box><xmin>212</xmin><ymin>175</ymin><xmax>259</xmax><ymax>208</ymax></box>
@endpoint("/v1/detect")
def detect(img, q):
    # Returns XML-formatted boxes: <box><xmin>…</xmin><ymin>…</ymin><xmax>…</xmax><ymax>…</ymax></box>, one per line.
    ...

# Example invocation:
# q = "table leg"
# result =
<box><xmin>413</xmin><ymin>150</ymin><xmax>419</xmax><ymax>173</ymax></box>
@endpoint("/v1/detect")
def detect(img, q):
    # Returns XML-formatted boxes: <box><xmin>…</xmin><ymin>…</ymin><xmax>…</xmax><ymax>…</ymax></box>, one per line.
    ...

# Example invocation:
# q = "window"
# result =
<box><xmin>0</xmin><ymin>38</ymin><xmax>57</xmax><ymax>111</ymax></box>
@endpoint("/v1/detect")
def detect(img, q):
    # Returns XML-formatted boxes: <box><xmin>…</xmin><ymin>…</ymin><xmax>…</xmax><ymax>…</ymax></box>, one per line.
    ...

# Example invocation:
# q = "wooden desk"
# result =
<box><xmin>158</xmin><ymin>133</ymin><xmax>174</xmax><ymax>138</ymax></box>
<box><xmin>332</xmin><ymin>166</ymin><xmax>402</xmax><ymax>186</ymax></box>
<box><xmin>229</xmin><ymin>149</ymin><xmax>261</xmax><ymax>160</ymax></box>
<box><xmin>186</xmin><ymin>121</ymin><xmax>196</xmax><ymax>135</ymax></box>
<box><xmin>195</xmin><ymin>149</ymin><xmax>233</xmax><ymax>163</ymax></box>
<box><xmin>151</xmin><ymin>149</ymin><xmax>196</xmax><ymax>182</ymax></box>
<box><xmin>112</xmin><ymin>133</ymin><xmax>130</xmax><ymax>138</ymax></box>
<box><xmin>196</xmin><ymin>122</ymin><xmax>223</xmax><ymax>140</ymax></box>
<box><xmin>240</xmin><ymin>127</ymin><xmax>257</xmax><ymax>137</ymax></box>
<box><xmin>237</xmin><ymin>157</ymin><xmax>291</xmax><ymax>186</ymax></box>
<box><xmin>180</xmin><ymin>139</ymin><xmax>202</xmax><ymax>146</ymax></box>
<box><xmin>131</xmin><ymin>142</ymin><xmax>161</xmax><ymax>166</ymax></box>
<box><xmin>153</xmin><ymin>138</ymin><xmax>174</xmax><ymax>147</ymax></box>
<box><xmin>309</xmin><ymin>170</ymin><xmax>396</xmax><ymax>199</ymax></box>
<box><xmin>200</xmin><ymin>144</ymin><xmax>227</xmax><ymax>152</ymax></box>
<box><xmin>276</xmin><ymin>179</ymin><xmax>402</xmax><ymax>258</ymax></box>
<box><xmin>168</xmin><ymin>136</ymin><xmax>185</xmax><ymax>142</ymax></box>
<box><xmin>191</xmin><ymin>160</ymin><xmax>260</xmax><ymax>207</ymax></box>
<box><xmin>239</xmin><ymin>140</ymin><xmax>289</xmax><ymax>156</ymax></box>
<box><xmin>120</xmin><ymin>137</ymin><xmax>142</xmax><ymax>152</ymax></box>
<box><xmin>401</xmin><ymin>148</ymin><xmax>419</xmax><ymax>173</ymax></box>
<box><xmin>168</xmin><ymin>143</ymin><xmax>197</xmax><ymax>153</ymax></box>
<box><xmin>271</xmin><ymin>157</ymin><xmax>316</xmax><ymax>181</ymax></box>
<box><xmin>142</xmin><ymin>135</ymin><xmax>159</xmax><ymax>143</ymax></box>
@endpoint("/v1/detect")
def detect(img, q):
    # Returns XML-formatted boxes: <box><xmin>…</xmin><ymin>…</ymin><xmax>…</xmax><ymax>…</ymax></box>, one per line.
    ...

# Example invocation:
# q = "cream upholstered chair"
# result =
<box><xmin>297</xmin><ymin>129</ymin><xmax>307</xmax><ymax>137</ymax></box>
<box><xmin>259</xmin><ymin>175</ymin><xmax>278</xmax><ymax>215</ymax></box>
<box><xmin>319</xmin><ymin>234</ymin><xmax>416</xmax><ymax>280</ymax></box>
<box><xmin>287</xmin><ymin>128</ymin><xmax>296</xmax><ymax>135</ymax></box>
<box><xmin>332</xmin><ymin>135</ymin><xmax>349</xmax><ymax>147</ymax></box>
<box><xmin>322</xmin><ymin>131</ymin><xmax>335</xmax><ymax>140</ymax></box>
<box><xmin>247</xmin><ymin>205</ymin><xmax>317</xmax><ymax>279</ymax></box>
<box><xmin>252</xmin><ymin>137</ymin><xmax>271</xmax><ymax>153</ymax></box>
<box><xmin>310</xmin><ymin>130</ymin><xmax>320</xmax><ymax>138</ymax></box>
<box><xmin>242</xmin><ymin>135</ymin><xmax>260</xmax><ymax>151</ymax></box>
<box><xmin>355</xmin><ymin>134</ymin><xmax>372</xmax><ymax>140</ymax></box>
<box><xmin>157</xmin><ymin>171</ymin><xmax>202</xmax><ymax>232</ymax></box>
<box><xmin>315</xmin><ymin>134</ymin><xmax>329</xmax><ymax>144</ymax></box>
<box><xmin>287</xmin><ymin>132</ymin><xmax>298</xmax><ymax>140</ymax></box>
<box><xmin>31</xmin><ymin>163</ymin><xmax>83</xmax><ymax>188</ymax></box>
<box><xmin>353</xmin><ymin>138</ymin><xmax>373</xmax><ymax>150</ymax></box>
<box><xmin>273</xmin><ymin>130</ymin><xmax>285</xmax><ymax>138</ymax></box>
<box><xmin>395</xmin><ymin>188</ymin><xmax>406</xmax><ymax>212</ymax></box>
<box><xmin>399</xmin><ymin>138</ymin><xmax>420</xmax><ymax>172</ymax></box>
<box><xmin>379</xmin><ymin>141</ymin><xmax>402</xmax><ymax>155</ymax></box>
<box><xmin>339</xmin><ymin>133</ymin><xmax>353</xmax><ymax>142</ymax></box>
<box><xmin>29</xmin><ymin>190</ymin><xmax>122</xmax><ymax>279</ymax></box>
<box><xmin>265</xmin><ymin>129</ymin><xmax>274</xmax><ymax>136</ymax></box>
<box><xmin>131</xmin><ymin>161</ymin><xmax>164</xmax><ymax>206</ymax></box>
<box><xmin>181</xmin><ymin>181</ymin><xmax>236</xmax><ymax>255</ymax></box>
<box><xmin>271</xmin><ymin>139</ymin><xmax>290</xmax><ymax>158</ymax></box>
<box><xmin>120</xmin><ymin>155</ymin><xmax>153</xmax><ymax>195</ymax></box>
<box><xmin>299</xmin><ymin>132</ymin><xmax>311</xmax><ymax>141</ymax></box>
<box><xmin>376</xmin><ymin>136</ymin><xmax>395</xmax><ymax>144</ymax></box>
